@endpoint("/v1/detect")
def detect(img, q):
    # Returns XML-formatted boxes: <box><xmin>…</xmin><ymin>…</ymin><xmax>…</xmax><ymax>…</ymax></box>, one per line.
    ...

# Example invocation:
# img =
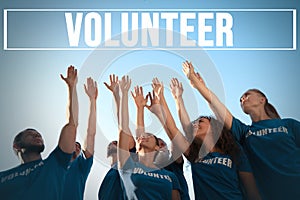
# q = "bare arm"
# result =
<box><xmin>105</xmin><ymin>74</ymin><xmax>135</xmax><ymax>150</ymax></box>
<box><xmin>239</xmin><ymin>172</ymin><xmax>262</xmax><ymax>200</ymax></box>
<box><xmin>118</xmin><ymin>75</ymin><xmax>132</xmax><ymax>168</ymax></box>
<box><xmin>131</xmin><ymin>86</ymin><xmax>147</xmax><ymax>138</ymax></box>
<box><xmin>170</xmin><ymin>78</ymin><xmax>193</xmax><ymax>142</ymax></box>
<box><xmin>104</xmin><ymin>74</ymin><xmax>120</xmax><ymax>123</ymax></box>
<box><xmin>182</xmin><ymin>61</ymin><xmax>233</xmax><ymax>129</ymax></box>
<box><xmin>83</xmin><ymin>77</ymin><xmax>98</xmax><ymax>158</ymax></box>
<box><xmin>147</xmin><ymin>90</ymin><xmax>183</xmax><ymax>164</ymax></box>
<box><xmin>172</xmin><ymin>190</ymin><xmax>181</xmax><ymax>200</ymax></box>
<box><xmin>59</xmin><ymin>65</ymin><xmax>78</xmax><ymax>154</ymax></box>
<box><xmin>151</xmin><ymin>78</ymin><xmax>191</xmax><ymax>159</ymax></box>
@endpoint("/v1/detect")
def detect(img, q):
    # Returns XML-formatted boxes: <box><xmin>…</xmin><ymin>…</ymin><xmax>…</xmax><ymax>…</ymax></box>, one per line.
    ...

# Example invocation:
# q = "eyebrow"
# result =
<box><xmin>240</xmin><ymin>92</ymin><xmax>250</xmax><ymax>100</ymax></box>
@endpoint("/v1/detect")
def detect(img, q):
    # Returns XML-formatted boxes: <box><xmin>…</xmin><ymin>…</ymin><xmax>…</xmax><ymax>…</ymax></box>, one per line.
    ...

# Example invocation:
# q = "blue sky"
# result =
<box><xmin>1</xmin><ymin>0</ymin><xmax>299</xmax><ymax>199</ymax></box>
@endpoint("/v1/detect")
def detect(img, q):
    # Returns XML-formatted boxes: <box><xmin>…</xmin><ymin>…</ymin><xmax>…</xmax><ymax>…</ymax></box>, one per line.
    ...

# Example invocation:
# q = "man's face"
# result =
<box><xmin>107</xmin><ymin>141</ymin><xmax>117</xmax><ymax>157</ymax></box>
<box><xmin>73</xmin><ymin>142</ymin><xmax>81</xmax><ymax>158</ymax></box>
<box><xmin>18</xmin><ymin>130</ymin><xmax>45</xmax><ymax>154</ymax></box>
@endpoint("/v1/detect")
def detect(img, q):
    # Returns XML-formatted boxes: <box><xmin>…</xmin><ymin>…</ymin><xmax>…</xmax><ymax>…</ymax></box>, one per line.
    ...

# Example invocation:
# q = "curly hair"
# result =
<box><xmin>187</xmin><ymin>117</ymin><xmax>241</xmax><ymax>164</ymax></box>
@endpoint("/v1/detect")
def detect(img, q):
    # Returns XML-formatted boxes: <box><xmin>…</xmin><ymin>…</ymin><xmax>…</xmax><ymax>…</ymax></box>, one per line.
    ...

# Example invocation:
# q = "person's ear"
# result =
<box><xmin>260</xmin><ymin>97</ymin><xmax>266</xmax><ymax>104</ymax></box>
<box><xmin>155</xmin><ymin>145</ymin><xmax>160</xmax><ymax>151</ymax></box>
<box><xmin>13</xmin><ymin>143</ymin><xmax>21</xmax><ymax>153</ymax></box>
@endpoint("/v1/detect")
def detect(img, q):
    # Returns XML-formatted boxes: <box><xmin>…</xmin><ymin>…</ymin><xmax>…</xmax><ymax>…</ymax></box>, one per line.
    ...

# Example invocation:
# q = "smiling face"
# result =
<box><xmin>13</xmin><ymin>129</ymin><xmax>45</xmax><ymax>154</ymax></box>
<box><xmin>192</xmin><ymin>116</ymin><xmax>212</xmax><ymax>141</ymax></box>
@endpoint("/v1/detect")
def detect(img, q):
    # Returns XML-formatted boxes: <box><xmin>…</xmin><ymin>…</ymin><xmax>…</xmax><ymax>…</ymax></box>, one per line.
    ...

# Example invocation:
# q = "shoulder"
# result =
<box><xmin>0</xmin><ymin>165</ymin><xmax>19</xmax><ymax>177</ymax></box>
<box><xmin>160</xmin><ymin>168</ymin><xmax>178</xmax><ymax>179</ymax></box>
<box><xmin>282</xmin><ymin>118</ymin><xmax>300</xmax><ymax>124</ymax></box>
<box><xmin>46</xmin><ymin>146</ymin><xmax>72</xmax><ymax>169</ymax></box>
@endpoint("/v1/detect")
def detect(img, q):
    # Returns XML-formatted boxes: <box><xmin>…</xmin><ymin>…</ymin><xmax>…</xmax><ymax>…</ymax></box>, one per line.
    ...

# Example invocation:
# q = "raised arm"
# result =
<box><xmin>151</xmin><ymin>78</ymin><xmax>191</xmax><ymax>159</ymax></box>
<box><xmin>182</xmin><ymin>61</ymin><xmax>233</xmax><ymax>129</ymax></box>
<box><xmin>170</xmin><ymin>78</ymin><xmax>193</xmax><ymax>142</ymax></box>
<box><xmin>147</xmin><ymin>90</ymin><xmax>183</xmax><ymax>164</ymax></box>
<box><xmin>83</xmin><ymin>77</ymin><xmax>98</xmax><ymax>158</ymax></box>
<box><xmin>131</xmin><ymin>86</ymin><xmax>147</xmax><ymax>138</ymax></box>
<box><xmin>105</xmin><ymin>74</ymin><xmax>135</xmax><ymax>150</ymax></box>
<box><xmin>104</xmin><ymin>74</ymin><xmax>120</xmax><ymax>123</ymax></box>
<box><xmin>118</xmin><ymin>75</ymin><xmax>132</xmax><ymax>168</ymax></box>
<box><xmin>59</xmin><ymin>65</ymin><xmax>78</xmax><ymax>153</ymax></box>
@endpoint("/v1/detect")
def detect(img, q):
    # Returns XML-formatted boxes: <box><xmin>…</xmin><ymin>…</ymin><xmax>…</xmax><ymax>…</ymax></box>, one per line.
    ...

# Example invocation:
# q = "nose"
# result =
<box><xmin>240</xmin><ymin>96</ymin><xmax>246</xmax><ymax>103</ymax></box>
<box><xmin>33</xmin><ymin>133</ymin><xmax>41</xmax><ymax>138</ymax></box>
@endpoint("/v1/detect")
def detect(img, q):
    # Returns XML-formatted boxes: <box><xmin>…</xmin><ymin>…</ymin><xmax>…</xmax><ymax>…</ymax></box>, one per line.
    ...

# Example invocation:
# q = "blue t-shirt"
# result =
<box><xmin>164</xmin><ymin>157</ymin><xmax>190</xmax><ymax>200</ymax></box>
<box><xmin>0</xmin><ymin>146</ymin><xmax>71</xmax><ymax>200</ymax></box>
<box><xmin>63</xmin><ymin>152</ymin><xmax>93</xmax><ymax>200</ymax></box>
<box><xmin>120</xmin><ymin>156</ymin><xmax>181</xmax><ymax>200</ymax></box>
<box><xmin>231</xmin><ymin>117</ymin><xmax>300</xmax><ymax>200</ymax></box>
<box><xmin>98</xmin><ymin>163</ymin><xmax>127</xmax><ymax>200</ymax></box>
<box><xmin>191</xmin><ymin>151</ymin><xmax>252</xmax><ymax>200</ymax></box>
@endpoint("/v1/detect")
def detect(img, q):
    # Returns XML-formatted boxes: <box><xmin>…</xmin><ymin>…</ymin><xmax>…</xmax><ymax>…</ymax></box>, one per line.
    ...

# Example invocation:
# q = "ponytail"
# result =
<box><xmin>249</xmin><ymin>89</ymin><xmax>281</xmax><ymax>119</ymax></box>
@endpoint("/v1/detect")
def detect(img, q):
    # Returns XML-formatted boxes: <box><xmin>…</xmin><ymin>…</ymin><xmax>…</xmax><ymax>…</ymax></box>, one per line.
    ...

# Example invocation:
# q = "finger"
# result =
<box><xmin>60</xmin><ymin>74</ymin><xmax>66</xmax><ymax>81</ymax></box>
<box><xmin>180</xmin><ymin>82</ymin><xmax>183</xmax><ymax>89</ymax></box>
<box><xmin>152</xmin><ymin>90</ymin><xmax>156</xmax><ymax>100</ymax></box>
<box><xmin>171</xmin><ymin>78</ymin><xmax>175</xmax><ymax>86</ymax></box>
<box><xmin>87</xmin><ymin>77</ymin><xmax>91</xmax><ymax>84</ymax></box>
<box><xmin>130</xmin><ymin>91</ymin><xmax>135</xmax><ymax>98</ymax></box>
<box><xmin>84</xmin><ymin>84</ymin><xmax>88</xmax><ymax>94</ymax></box>
<box><xmin>149</xmin><ymin>91</ymin><xmax>153</xmax><ymax>102</ymax></box>
<box><xmin>145</xmin><ymin>92</ymin><xmax>150</xmax><ymax>106</ymax></box>
<box><xmin>104</xmin><ymin>82</ymin><xmax>110</xmax><ymax>89</ymax></box>
<box><xmin>140</xmin><ymin>86</ymin><xmax>143</xmax><ymax>95</ymax></box>
<box><xmin>134</xmin><ymin>86</ymin><xmax>138</xmax><ymax>94</ymax></box>
<box><xmin>175</xmin><ymin>78</ymin><xmax>179</xmax><ymax>85</ymax></box>
<box><xmin>151</xmin><ymin>83</ymin><xmax>155</xmax><ymax>89</ymax></box>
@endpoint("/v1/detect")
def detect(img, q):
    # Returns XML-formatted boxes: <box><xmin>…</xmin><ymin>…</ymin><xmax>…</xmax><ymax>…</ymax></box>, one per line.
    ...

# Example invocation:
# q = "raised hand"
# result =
<box><xmin>84</xmin><ymin>77</ymin><xmax>98</xmax><ymax>100</ymax></box>
<box><xmin>182</xmin><ymin>60</ymin><xmax>195</xmax><ymax>80</ymax></box>
<box><xmin>104</xmin><ymin>74</ymin><xmax>119</xmax><ymax>95</ymax></box>
<box><xmin>131</xmin><ymin>86</ymin><xmax>147</xmax><ymax>108</ymax></box>
<box><xmin>146</xmin><ymin>90</ymin><xmax>162</xmax><ymax>115</ymax></box>
<box><xmin>119</xmin><ymin>75</ymin><xmax>131</xmax><ymax>93</ymax></box>
<box><xmin>60</xmin><ymin>65</ymin><xmax>78</xmax><ymax>87</ymax></box>
<box><xmin>152</xmin><ymin>77</ymin><xmax>164</xmax><ymax>100</ymax></box>
<box><xmin>170</xmin><ymin>78</ymin><xmax>183</xmax><ymax>99</ymax></box>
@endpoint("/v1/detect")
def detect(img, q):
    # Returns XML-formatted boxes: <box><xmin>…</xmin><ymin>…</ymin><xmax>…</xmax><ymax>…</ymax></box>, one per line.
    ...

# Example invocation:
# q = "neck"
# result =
<box><xmin>110</xmin><ymin>154</ymin><xmax>117</xmax><ymax>167</ymax></box>
<box><xmin>20</xmin><ymin>152</ymin><xmax>42</xmax><ymax>164</ymax></box>
<box><xmin>196</xmin><ymin>134</ymin><xmax>225</xmax><ymax>157</ymax></box>
<box><xmin>250</xmin><ymin>110</ymin><xmax>271</xmax><ymax>122</ymax></box>
<box><xmin>198</xmin><ymin>134</ymin><xmax>215</xmax><ymax>152</ymax></box>
<box><xmin>138</xmin><ymin>151</ymin><xmax>157</xmax><ymax>168</ymax></box>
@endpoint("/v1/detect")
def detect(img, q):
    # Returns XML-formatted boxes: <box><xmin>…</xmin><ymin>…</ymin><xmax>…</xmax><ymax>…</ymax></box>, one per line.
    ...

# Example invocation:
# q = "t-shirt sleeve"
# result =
<box><xmin>289</xmin><ymin>118</ymin><xmax>300</xmax><ymax>147</ymax></box>
<box><xmin>52</xmin><ymin>146</ymin><xmax>72</xmax><ymax>170</ymax></box>
<box><xmin>121</xmin><ymin>156</ymin><xmax>135</xmax><ymax>171</ymax></box>
<box><xmin>168</xmin><ymin>171</ymin><xmax>181</xmax><ymax>192</ymax></box>
<box><xmin>231</xmin><ymin>117</ymin><xmax>249</xmax><ymax>142</ymax></box>
<box><xmin>78</xmin><ymin>153</ymin><xmax>93</xmax><ymax>178</ymax></box>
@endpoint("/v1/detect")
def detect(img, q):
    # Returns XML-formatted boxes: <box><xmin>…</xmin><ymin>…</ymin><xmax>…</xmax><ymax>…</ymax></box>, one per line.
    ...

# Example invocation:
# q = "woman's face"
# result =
<box><xmin>192</xmin><ymin>117</ymin><xmax>211</xmax><ymax>140</ymax></box>
<box><xmin>240</xmin><ymin>90</ymin><xmax>265</xmax><ymax>114</ymax></box>
<box><xmin>137</xmin><ymin>133</ymin><xmax>158</xmax><ymax>151</ymax></box>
